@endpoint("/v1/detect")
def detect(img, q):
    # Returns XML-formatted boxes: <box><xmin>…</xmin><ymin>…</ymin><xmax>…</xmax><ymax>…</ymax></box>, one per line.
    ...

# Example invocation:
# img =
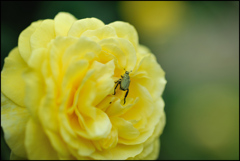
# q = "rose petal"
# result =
<box><xmin>109</xmin><ymin>21</ymin><xmax>139</xmax><ymax>52</ymax></box>
<box><xmin>1</xmin><ymin>93</ymin><xmax>29</xmax><ymax>158</ymax></box>
<box><xmin>99</xmin><ymin>38</ymin><xmax>127</xmax><ymax>69</ymax></box>
<box><xmin>62</xmin><ymin>36</ymin><xmax>101</xmax><ymax>71</ymax></box>
<box><xmin>30</xmin><ymin>19</ymin><xmax>55</xmax><ymax>52</ymax></box>
<box><xmin>25</xmin><ymin>119</ymin><xmax>59</xmax><ymax>160</ymax></box>
<box><xmin>68</xmin><ymin>18</ymin><xmax>105</xmax><ymax>37</ymax></box>
<box><xmin>22</xmin><ymin>69</ymin><xmax>45</xmax><ymax>120</ymax></box>
<box><xmin>49</xmin><ymin>36</ymin><xmax>78</xmax><ymax>82</ymax></box>
<box><xmin>111</xmin><ymin>116</ymin><xmax>140</xmax><ymax>140</ymax></box>
<box><xmin>131</xmin><ymin>138</ymin><xmax>160</xmax><ymax>160</ymax></box>
<box><xmin>117</xmin><ymin>38</ymin><xmax>137</xmax><ymax>71</ymax></box>
<box><xmin>54</xmin><ymin>12</ymin><xmax>77</xmax><ymax>36</ymax></box>
<box><xmin>89</xmin><ymin>60</ymin><xmax>115</xmax><ymax>106</ymax></box>
<box><xmin>1</xmin><ymin>47</ymin><xmax>28</xmax><ymax>107</ymax></box>
<box><xmin>142</xmin><ymin>138</ymin><xmax>160</xmax><ymax>160</ymax></box>
<box><xmin>75</xmin><ymin>79</ymin><xmax>112</xmax><ymax>139</ymax></box>
<box><xmin>59</xmin><ymin>111</ymin><xmax>96</xmax><ymax>157</ymax></box>
<box><xmin>82</xmin><ymin>25</ymin><xmax>117</xmax><ymax>40</ymax></box>
<box><xmin>45</xmin><ymin>130</ymin><xmax>74</xmax><ymax>159</ymax></box>
<box><xmin>91</xmin><ymin>143</ymin><xmax>143</xmax><ymax>160</ymax></box>
<box><xmin>18</xmin><ymin>20</ymin><xmax>42</xmax><ymax>62</ymax></box>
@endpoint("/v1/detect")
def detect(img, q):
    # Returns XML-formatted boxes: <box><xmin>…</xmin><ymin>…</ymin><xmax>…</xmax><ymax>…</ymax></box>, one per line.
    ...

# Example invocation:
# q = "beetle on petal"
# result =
<box><xmin>113</xmin><ymin>71</ymin><xmax>131</xmax><ymax>104</ymax></box>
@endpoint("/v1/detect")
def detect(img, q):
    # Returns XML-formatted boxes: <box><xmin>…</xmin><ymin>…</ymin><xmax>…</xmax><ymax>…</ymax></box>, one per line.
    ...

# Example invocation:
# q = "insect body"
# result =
<box><xmin>113</xmin><ymin>71</ymin><xmax>130</xmax><ymax>104</ymax></box>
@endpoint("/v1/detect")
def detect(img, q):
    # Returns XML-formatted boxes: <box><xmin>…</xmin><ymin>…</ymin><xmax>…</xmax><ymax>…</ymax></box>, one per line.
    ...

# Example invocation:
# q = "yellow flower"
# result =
<box><xmin>1</xmin><ymin>12</ymin><xmax>166</xmax><ymax>160</ymax></box>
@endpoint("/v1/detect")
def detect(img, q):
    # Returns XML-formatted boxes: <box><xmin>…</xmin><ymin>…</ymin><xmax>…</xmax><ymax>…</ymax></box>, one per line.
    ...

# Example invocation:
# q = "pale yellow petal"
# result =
<box><xmin>75</xmin><ymin>79</ymin><xmax>112</xmax><ymax>139</ymax></box>
<box><xmin>59</xmin><ymin>112</ymin><xmax>96</xmax><ymax>156</ymax></box>
<box><xmin>121</xmin><ymin>83</ymin><xmax>154</xmax><ymax>121</ymax></box>
<box><xmin>92</xmin><ymin>125</ymin><xmax>118</xmax><ymax>151</ymax></box>
<box><xmin>22</xmin><ymin>70</ymin><xmax>45</xmax><ymax>120</ymax></box>
<box><xmin>25</xmin><ymin>118</ymin><xmax>59</xmax><ymax>160</ymax></box>
<box><xmin>117</xmin><ymin>38</ymin><xmax>137</xmax><ymax>71</ymax></box>
<box><xmin>99</xmin><ymin>38</ymin><xmax>127</xmax><ymax>69</ymax></box>
<box><xmin>1</xmin><ymin>47</ymin><xmax>27</xmax><ymax>107</ymax></box>
<box><xmin>144</xmin><ymin>114</ymin><xmax>166</xmax><ymax>149</ymax></box>
<box><xmin>38</xmin><ymin>77</ymin><xmax>58</xmax><ymax>132</ymax></box>
<box><xmin>61</xmin><ymin>59</ymin><xmax>89</xmax><ymax>97</ymax></box>
<box><xmin>18</xmin><ymin>20</ymin><xmax>42</xmax><ymax>62</ymax></box>
<box><xmin>106</xmin><ymin>97</ymin><xmax>139</xmax><ymax>117</ymax></box>
<box><xmin>136</xmin><ymin>54</ymin><xmax>167</xmax><ymax>100</ymax></box>
<box><xmin>62</xmin><ymin>36</ymin><xmax>101</xmax><ymax>72</ymax></box>
<box><xmin>109</xmin><ymin>21</ymin><xmax>139</xmax><ymax>51</ymax></box>
<box><xmin>59</xmin><ymin>88</ymin><xmax>96</xmax><ymax>155</ymax></box>
<box><xmin>111</xmin><ymin>116</ymin><xmax>140</xmax><ymax>140</ymax></box>
<box><xmin>45</xmin><ymin>129</ymin><xmax>74</xmax><ymax>159</ymax></box>
<box><xmin>82</xmin><ymin>25</ymin><xmax>117</xmax><ymax>40</ymax></box>
<box><xmin>68</xmin><ymin>18</ymin><xmax>105</xmax><ymax>37</ymax></box>
<box><xmin>91</xmin><ymin>143</ymin><xmax>143</xmax><ymax>160</ymax></box>
<box><xmin>49</xmin><ymin>36</ymin><xmax>78</xmax><ymax>82</ymax></box>
<box><xmin>1</xmin><ymin>93</ymin><xmax>29</xmax><ymax>158</ymax></box>
<box><xmin>30</xmin><ymin>19</ymin><xmax>55</xmax><ymax>51</ymax></box>
<box><xmin>27</xmin><ymin>48</ymin><xmax>47</xmax><ymax>70</ymax></box>
<box><xmin>54</xmin><ymin>12</ymin><xmax>77</xmax><ymax>36</ymax></box>
<box><xmin>89</xmin><ymin>60</ymin><xmax>115</xmax><ymax>106</ymax></box>
<box><xmin>118</xmin><ymin>94</ymin><xmax>164</xmax><ymax>146</ymax></box>
<box><xmin>143</xmin><ymin>138</ymin><xmax>160</xmax><ymax>160</ymax></box>
<box><xmin>130</xmin><ymin>138</ymin><xmax>160</xmax><ymax>160</ymax></box>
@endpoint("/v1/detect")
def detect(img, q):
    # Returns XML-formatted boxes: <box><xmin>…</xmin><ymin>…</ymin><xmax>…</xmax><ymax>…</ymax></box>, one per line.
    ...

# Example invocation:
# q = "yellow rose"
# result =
<box><xmin>1</xmin><ymin>12</ymin><xmax>166</xmax><ymax>160</ymax></box>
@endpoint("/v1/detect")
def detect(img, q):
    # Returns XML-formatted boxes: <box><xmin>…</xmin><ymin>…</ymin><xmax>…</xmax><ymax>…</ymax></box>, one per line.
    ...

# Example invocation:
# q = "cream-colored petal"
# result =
<box><xmin>130</xmin><ymin>138</ymin><xmax>160</xmax><ymax>160</ymax></box>
<box><xmin>22</xmin><ymin>69</ymin><xmax>45</xmax><ymax>120</ymax></box>
<box><xmin>18</xmin><ymin>20</ymin><xmax>42</xmax><ymax>62</ymax></box>
<box><xmin>137</xmin><ymin>54</ymin><xmax>167</xmax><ymax>100</ymax></box>
<box><xmin>89</xmin><ymin>60</ymin><xmax>115</xmax><ymax>106</ymax></box>
<box><xmin>54</xmin><ymin>12</ymin><xmax>77</xmax><ymax>36</ymax></box>
<box><xmin>109</xmin><ymin>21</ymin><xmax>139</xmax><ymax>52</ymax></box>
<box><xmin>106</xmin><ymin>97</ymin><xmax>139</xmax><ymax>117</ymax></box>
<box><xmin>38</xmin><ymin>77</ymin><xmax>58</xmax><ymax>132</ymax></box>
<box><xmin>99</xmin><ymin>38</ymin><xmax>127</xmax><ymax>69</ymax></box>
<box><xmin>121</xmin><ymin>83</ymin><xmax>154</xmax><ymax>121</ymax></box>
<box><xmin>92</xmin><ymin>125</ymin><xmax>118</xmax><ymax>151</ymax></box>
<box><xmin>91</xmin><ymin>143</ymin><xmax>143</xmax><ymax>160</ymax></box>
<box><xmin>27</xmin><ymin>48</ymin><xmax>47</xmax><ymax>70</ymax></box>
<box><xmin>75</xmin><ymin>79</ymin><xmax>112</xmax><ymax>139</ymax></box>
<box><xmin>62</xmin><ymin>36</ymin><xmax>101</xmax><ymax>72</ymax></box>
<box><xmin>143</xmin><ymin>117</ymin><xmax>165</xmax><ymax>151</ymax></box>
<box><xmin>142</xmin><ymin>138</ymin><xmax>160</xmax><ymax>160</ymax></box>
<box><xmin>30</xmin><ymin>19</ymin><xmax>55</xmax><ymax>52</ymax></box>
<box><xmin>68</xmin><ymin>18</ymin><xmax>105</xmax><ymax>37</ymax></box>
<box><xmin>1</xmin><ymin>47</ymin><xmax>28</xmax><ymax>107</ymax></box>
<box><xmin>45</xmin><ymin>129</ymin><xmax>74</xmax><ymax>159</ymax></box>
<box><xmin>59</xmin><ymin>88</ymin><xmax>96</xmax><ymax>156</ymax></box>
<box><xmin>111</xmin><ymin>116</ymin><xmax>140</xmax><ymax>140</ymax></box>
<box><xmin>59</xmin><ymin>111</ymin><xmax>96</xmax><ymax>156</ymax></box>
<box><xmin>118</xmin><ymin>93</ymin><xmax>164</xmax><ymax>146</ymax></box>
<box><xmin>62</xmin><ymin>59</ymin><xmax>89</xmax><ymax>95</ymax></box>
<box><xmin>25</xmin><ymin>118</ymin><xmax>59</xmax><ymax>160</ymax></box>
<box><xmin>1</xmin><ymin>93</ymin><xmax>29</xmax><ymax>158</ymax></box>
<box><xmin>82</xmin><ymin>25</ymin><xmax>117</xmax><ymax>40</ymax></box>
<box><xmin>117</xmin><ymin>38</ymin><xmax>137</xmax><ymax>71</ymax></box>
<box><xmin>49</xmin><ymin>36</ymin><xmax>78</xmax><ymax>82</ymax></box>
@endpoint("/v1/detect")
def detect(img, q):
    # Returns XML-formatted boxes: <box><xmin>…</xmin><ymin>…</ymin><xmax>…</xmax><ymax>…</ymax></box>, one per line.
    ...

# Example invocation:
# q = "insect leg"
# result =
<box><xmin>124</xmin><ymin>89</ymin><xmax>129</xmax><ymax>105</ymax></box>
<box><xmin>115</xmin><ymin>79</ymin><xmax>121</xmax><ymax>83</ymax></box>
<box><xmin>114</xmin><ymin>80</ymin><xmax>120</xmax><ymax>95</ymax></box>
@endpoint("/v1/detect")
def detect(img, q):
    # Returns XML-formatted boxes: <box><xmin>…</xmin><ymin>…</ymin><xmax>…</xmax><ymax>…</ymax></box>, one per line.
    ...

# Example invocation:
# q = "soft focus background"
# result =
<box><xmin>1</xmin><ymin>1</ymin><xmax>239</xmax><ymax>160</ymax></box>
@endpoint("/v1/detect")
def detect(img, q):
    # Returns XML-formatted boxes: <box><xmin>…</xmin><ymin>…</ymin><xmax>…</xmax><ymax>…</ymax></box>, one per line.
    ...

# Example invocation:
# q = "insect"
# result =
<box><xmin>113</xmin><ymin>70</ymin><xmax>131</xmax><ymax>104</ymax></box>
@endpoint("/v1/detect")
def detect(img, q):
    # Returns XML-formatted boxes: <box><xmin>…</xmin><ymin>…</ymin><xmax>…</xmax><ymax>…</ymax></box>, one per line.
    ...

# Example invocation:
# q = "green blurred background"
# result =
<box><xmin>1</xmin><ymin>1</ymin><xmax>239</xmax><ymax>160</ymax></box>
